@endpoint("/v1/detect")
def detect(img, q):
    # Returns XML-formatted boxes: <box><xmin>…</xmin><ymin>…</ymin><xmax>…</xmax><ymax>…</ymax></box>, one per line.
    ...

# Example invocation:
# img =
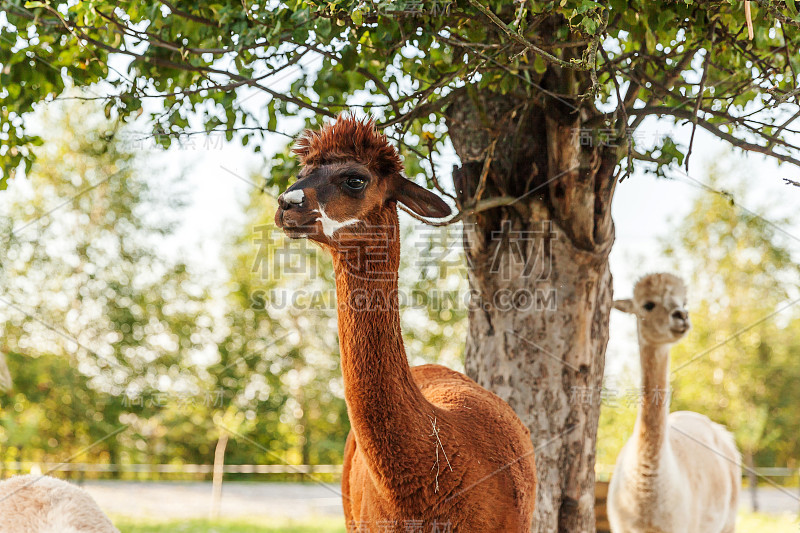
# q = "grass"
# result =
<box><xmin>737</xmin><ymin>511</ymin><xmax>799</xmax><ymax>533</ymax></box>
<box><xmin>113</xmin><ymin>512</ymin><xmax>797</xmax><ymax>533</ymax></box>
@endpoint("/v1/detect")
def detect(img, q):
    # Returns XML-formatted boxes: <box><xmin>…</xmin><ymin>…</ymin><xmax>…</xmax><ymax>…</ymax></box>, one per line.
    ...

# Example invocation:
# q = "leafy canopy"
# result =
<box><xmin>1</xmin><ymin>0</ymin><xmax>799</xmax><ymax>190</ymax></box>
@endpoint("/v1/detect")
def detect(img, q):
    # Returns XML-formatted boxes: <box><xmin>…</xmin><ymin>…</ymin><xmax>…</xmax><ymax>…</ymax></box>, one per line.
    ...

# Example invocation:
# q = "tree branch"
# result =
<box><xmin>685</xmin><ymin>33</ymin><xmax>713</xmax><ymax>170</ymax></box>
<box><xmin>753</xmin><ymin>0</ymin><xmax>800</xmax><ymax>29</ymax></box>
<box><xmin>157</xmin><ymin>0</ymin><xmax>220</xmax><ymax>27</ymax></box>
<box><xmin>466</xmin><ymin>0</ymin><xmax>589</xmax><ymax>71</ymax></box>
<box><xmin>378</xmin><ymin>91</ymin><xmax>459</xmax><ymax>129</ymax></box>
<box><xmin>629</xmin><ymin>106</ymin><xmax>800</xmax><ymax>167</ymax></box>
<box><xmin>399</xmin><ymin>195</ymin><xmax>519</xmax><ymax>227</ymax></box>
<box><xmin>37</xmin><ymin>17</ymin><xmax>336</xmax><ymax>120</ymax></box>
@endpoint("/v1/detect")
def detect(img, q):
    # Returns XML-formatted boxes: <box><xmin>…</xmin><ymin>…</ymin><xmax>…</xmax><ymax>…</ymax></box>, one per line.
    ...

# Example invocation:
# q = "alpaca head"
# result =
<box><xmin>614</xmin><ymin>273</ymin><xmax>690</xmax><ymax>345</ymax></box>
<box><xmin>274</xmin><ymin>114</ymin><xmax>450</xmax><ymax>253</ymax></box>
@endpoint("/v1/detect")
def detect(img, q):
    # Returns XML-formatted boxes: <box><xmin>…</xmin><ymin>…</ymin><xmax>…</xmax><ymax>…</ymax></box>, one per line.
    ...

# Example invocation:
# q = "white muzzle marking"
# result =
<box><xmin>283</xmin><ymin>189</ymin><xmax>305</xmax><ymax>205</ymax></box>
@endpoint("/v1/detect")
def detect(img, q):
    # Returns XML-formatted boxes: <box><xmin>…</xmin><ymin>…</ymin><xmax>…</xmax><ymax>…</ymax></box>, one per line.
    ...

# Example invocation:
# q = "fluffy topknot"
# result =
<box><xmin>292</xmin><ymin>114</ymin><xmax>404</xmax><ymax>177</ymax></box>
<box><xmin>633</xmin><ymin>273</ymin><xmax>686</xmax><ymax>301</ymax></box>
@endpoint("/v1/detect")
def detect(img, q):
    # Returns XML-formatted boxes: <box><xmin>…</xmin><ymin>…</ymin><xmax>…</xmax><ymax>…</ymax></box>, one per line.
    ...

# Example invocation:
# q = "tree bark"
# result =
<box><xmin>446</xmin><ymin>90</ymin><xmax>618</xmax><ymax>532</ymax></box>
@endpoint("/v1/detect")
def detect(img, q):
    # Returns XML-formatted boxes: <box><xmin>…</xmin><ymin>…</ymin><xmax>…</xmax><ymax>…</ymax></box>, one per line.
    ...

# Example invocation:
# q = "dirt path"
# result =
<box><xmin>84</xmin><ymin>481</ymin><xmax>343</xmax><ymax>519</ymax></box>
<box><xmin>80</xmin><ymin>481</ymin><xmax>798</xmax><ymax>519</ymax></box>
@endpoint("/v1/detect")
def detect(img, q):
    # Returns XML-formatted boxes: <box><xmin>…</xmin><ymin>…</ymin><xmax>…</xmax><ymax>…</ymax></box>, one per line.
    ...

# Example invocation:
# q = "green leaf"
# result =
<box><xmin>341</xmin><ymin>44</ymin><xmax>356</xmax><ymax>71</ymax></box>
<box><xmin>290</xmin><ymin>8</ymin><xmax>310</xmax><ymax>25</ymax></box>
<box><xmin>581</xmin><ymin>17</ymin><xmax>598</xmax><ymax>34</ymax></box>
<box><xmin>786</xmin><ymin>0</ymin><xmax>798</xmax><ymax>18</ymax></box>
<box><xmin>644</xmin><ymin>30</ymin><xmax>656</xmax><ymax>50</ymax></box>
<box><xmin>267</xmin><ymin>99</ymin><xmax>277</xmax><ymax>131</ymax></box>
<box><xmin>316</xmin><ymin>17</ymin><xmax>332</xmax><ymax>39</ymax></box>
<box><xmin>533</xmin><ymin>54</ymin><xmax>547</xmax><ymax>74</ymax></box>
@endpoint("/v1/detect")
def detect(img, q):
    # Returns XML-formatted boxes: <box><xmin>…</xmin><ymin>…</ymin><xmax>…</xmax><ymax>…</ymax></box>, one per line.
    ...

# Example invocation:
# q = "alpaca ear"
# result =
<box><xmin>613</xmin><ymin>299</ymin><xmax>635</xmax><ymax>314</ymax></box>
<box><xmin>393</xmin><ymin>179</ymin><xmax>451</xmax><ymax>219</ymax></box>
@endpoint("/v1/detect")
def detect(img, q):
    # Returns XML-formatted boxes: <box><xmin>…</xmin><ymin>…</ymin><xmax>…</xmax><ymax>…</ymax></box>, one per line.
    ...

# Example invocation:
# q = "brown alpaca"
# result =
<box><xmin>275</xmin><ymin>115</ymin><xmax>536</xmax><ymax>531</ymax></box>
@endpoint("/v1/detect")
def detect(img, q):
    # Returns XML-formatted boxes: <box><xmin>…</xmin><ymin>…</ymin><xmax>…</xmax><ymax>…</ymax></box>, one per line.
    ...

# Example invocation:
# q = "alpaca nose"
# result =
<box><xmin>671</xmin><ymin>309</ymin><xmax>688</xmax><ymax>321</ymax></box>
<box><xmin>278</xmin><ymin>189</ymin><xmax>305</xmax><ymax>210</ymax></box>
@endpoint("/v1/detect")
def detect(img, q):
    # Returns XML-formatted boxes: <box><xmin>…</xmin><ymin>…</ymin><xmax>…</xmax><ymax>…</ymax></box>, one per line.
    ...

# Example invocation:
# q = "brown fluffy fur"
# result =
<box><xmin>279</xmin><ymin>116</ymin><xmax>537</xmax><ymax>531</ymax></box>
<box><xmin>292</xmin><ymin>115</ymin><xmax>404</xmax><ymax>178</ymax></box>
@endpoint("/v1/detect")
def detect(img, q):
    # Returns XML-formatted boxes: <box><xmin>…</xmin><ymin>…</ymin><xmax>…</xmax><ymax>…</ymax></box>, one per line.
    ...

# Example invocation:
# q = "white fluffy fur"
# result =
<box><xmin>609</xmin><ymin>411</ymin><xmax>741</xmax><ymax>533</ymax></box>
<box><xmin>0</xmin><ymin>474</ymin><xmax>119</xmax><ymax>533</ymax></box>
<box><xmin>608</xmin><ymin>274</ymin><xmax>741</xmax><ymax>533</ymax></box>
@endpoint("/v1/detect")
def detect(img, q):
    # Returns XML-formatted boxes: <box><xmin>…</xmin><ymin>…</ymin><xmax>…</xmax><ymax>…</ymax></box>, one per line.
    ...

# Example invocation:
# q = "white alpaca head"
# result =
<box><xmin>614</xmin><ymin>273</ymin><xmax>690</xmax><ymax>345</ymax></box>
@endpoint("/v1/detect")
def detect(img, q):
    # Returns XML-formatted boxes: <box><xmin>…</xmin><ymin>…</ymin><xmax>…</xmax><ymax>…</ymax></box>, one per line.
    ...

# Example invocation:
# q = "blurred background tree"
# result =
<box><xmin>666</xmin><ymin>167</ymin><xmax>800</xmax><ymax>485</ymax></box>
<box><xmin>0</xmin><ymin>101</ymin><xmax>469</xmax><ymax>478</ymax></box>
<box><xmin>0</xmin><ymin>99</ymin><xmax>214</xmax><ymax>472</ymax></box>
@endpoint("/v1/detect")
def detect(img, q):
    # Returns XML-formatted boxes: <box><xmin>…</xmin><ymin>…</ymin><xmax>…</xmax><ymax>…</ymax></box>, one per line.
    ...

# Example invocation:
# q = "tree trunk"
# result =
<box><xmin>446</xmin><ymin>90</ymin><xmax>618</xmax><ymax>532</ymax></box>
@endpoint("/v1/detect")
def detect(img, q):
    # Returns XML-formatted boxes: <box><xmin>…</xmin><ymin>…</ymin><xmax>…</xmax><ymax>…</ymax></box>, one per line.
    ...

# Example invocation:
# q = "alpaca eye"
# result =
<box><xmin>344</xmin><ymin>177</ymin><xmax>366</xmax><ymax>191</ymax></box>
<box><xmin>643</xmin><ymin>302</ymin><xmax>656</xmax><ymax>311</ymax></box>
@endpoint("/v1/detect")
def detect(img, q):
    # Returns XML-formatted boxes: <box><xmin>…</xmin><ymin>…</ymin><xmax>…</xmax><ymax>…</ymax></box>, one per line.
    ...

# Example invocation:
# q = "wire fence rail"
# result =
<box><xmin>596</xmin><ymin>463</ymin><xmax>800</xmax><ymax>482</ymax></box>
<box><xmin>1</xmin><ymin>461</ymin><xmax>797</xmax><ymax>481</ymax></box>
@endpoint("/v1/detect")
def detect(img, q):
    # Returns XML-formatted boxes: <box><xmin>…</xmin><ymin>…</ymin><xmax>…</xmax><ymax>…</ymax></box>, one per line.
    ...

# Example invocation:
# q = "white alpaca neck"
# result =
<box><xmin>633</xmin><ymin>338</ymin><xmax>672</xmax><ymax>475</ymax></box>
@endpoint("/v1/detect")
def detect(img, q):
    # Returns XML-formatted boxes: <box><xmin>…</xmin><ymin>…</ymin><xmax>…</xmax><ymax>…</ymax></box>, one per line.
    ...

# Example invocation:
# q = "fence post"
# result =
<box><xmin>210</xmin><ymin>429</ymin><xmax>229</xmax><ymax>520</ymax></box>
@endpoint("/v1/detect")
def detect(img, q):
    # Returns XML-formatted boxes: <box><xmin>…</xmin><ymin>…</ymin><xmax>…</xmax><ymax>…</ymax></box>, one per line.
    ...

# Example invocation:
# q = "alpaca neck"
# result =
<box><xmin>633</xmin><ymin>337</ymin><xmax>671</xmax><ymax>472</ymax></box>
<box><xmin>331</xmin><ymin>211</ymin><xmax>430</xmax><ymax>485</ymax></box>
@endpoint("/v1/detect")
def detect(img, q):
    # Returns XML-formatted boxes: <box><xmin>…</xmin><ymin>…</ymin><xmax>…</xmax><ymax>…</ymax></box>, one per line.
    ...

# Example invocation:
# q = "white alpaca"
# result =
<box><xmin>607</xmin><ymin>273</ymin><xmax>740</xmax><ymax>533</ymax></box>
<box><xmin>0</xmin><ymin>474</ymin><xmax>119</xmax><ymax>533</ymax></box>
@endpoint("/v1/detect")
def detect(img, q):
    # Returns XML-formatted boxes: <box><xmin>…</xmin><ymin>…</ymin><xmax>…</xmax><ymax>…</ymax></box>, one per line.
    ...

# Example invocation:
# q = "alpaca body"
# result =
<box><xmin>343</xmin><ymin>364</ymin><xmax>536</xmax><ymax>531</ymax></box>
<box><xmin>608</xmin><ymin>274</ymin><xmax>740</xmax><ymax>533</ymax></box>
<box><xmin>0</xmin><ymin>474</ymin><xmax>119</xmax><ymax>533</ymax></box>
<box><xmin>333</xmin><ymin>231</ymin><xmax>536</xmax><ymax>532</ymax></box>
<box><xmin>609</xmin><ymin>411</ymin><xmax>740</xmax><ymax>533</ymax></box>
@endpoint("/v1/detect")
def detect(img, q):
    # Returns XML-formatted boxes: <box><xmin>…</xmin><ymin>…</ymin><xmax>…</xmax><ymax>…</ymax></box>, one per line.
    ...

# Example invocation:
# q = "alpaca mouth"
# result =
<box><xmin>283</xmin><ymin>226</ymin><xmax>311</xmax><ymax>238</ymax></box>
<box><xmin>671</xmin><ymin>326</ymin><xmax>689</xmax><ymax>335</ymax></box>
<box><xmin>282</xmin><ymin>221</ymin><xmax>319</xmax><ymax>239</ymax></box>
<box><xmin>275</xmin><ymin>208</ymin><xmax>319</xmax><ymax>238</ymax></box>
